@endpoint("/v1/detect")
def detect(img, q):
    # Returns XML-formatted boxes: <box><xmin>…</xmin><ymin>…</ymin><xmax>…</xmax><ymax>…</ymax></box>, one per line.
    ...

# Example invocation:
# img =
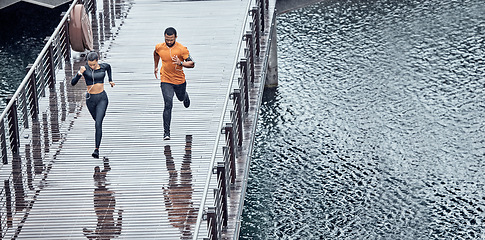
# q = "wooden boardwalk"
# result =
<box><xmin>0</xmin><ymin>0</ymin><xmax>275</xmax><ymax>238</ymax></box>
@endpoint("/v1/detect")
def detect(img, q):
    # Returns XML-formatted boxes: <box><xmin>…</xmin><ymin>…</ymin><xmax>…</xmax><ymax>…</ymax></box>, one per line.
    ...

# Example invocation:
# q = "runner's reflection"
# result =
<box><xmin>163</xmin><ymin>135</ymin><xmax>197</xmax><ymax>239</ymax></box>
<box><xmin>83</xmin><ymin>157</ymin><xmax>123</xmax><ymax>239</ymax></box>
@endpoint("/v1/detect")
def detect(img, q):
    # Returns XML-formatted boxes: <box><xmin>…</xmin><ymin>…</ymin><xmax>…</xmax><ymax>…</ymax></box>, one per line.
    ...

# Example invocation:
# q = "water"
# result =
<box><xmin>240</xmin><ymin>0</ymin><xmax>485</xmax><ymax>239</ymax></box>
<box><xmin>0</xmin><ymin>3</ymin><xmax>68</xmax><ymax>110</ymax></box>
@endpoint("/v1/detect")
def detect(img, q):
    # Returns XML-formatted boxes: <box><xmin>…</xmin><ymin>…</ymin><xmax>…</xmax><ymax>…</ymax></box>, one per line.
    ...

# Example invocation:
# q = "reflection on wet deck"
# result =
<box><xmin>83</xmin><ymin>157</ymin><xmax>123</xmax><ymax>239</ymax></box>
<box><xmin>163</xmin><ymin>136</ymin><xmax>197</xmax><ymax>239</ymax></box>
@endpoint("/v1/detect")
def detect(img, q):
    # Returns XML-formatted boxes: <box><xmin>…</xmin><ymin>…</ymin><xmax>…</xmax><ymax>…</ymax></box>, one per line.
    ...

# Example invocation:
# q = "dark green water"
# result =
<box><xmin>240</xmin><ymin>0</ymin><xmax>484</xmax><ymax>239</ymax></box>
<box><xmin>0</xmin><ymin>3</ymin><xmax>68</xmax><ymax>110</ymax></box>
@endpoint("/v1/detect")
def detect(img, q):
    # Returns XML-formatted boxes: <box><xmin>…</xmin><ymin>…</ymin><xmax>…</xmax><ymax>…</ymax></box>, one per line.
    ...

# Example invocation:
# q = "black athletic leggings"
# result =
<box><xmin>86</xmin><ymin>91</ymin><xmax>108</xmax><ymax>149</ymax></box>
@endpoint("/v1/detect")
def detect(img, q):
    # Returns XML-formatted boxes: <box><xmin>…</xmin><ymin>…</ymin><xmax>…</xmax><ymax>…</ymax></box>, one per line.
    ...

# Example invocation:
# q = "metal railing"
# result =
<box><xmin>0</xmin><ymin>0</ymin><xmax>79</xmax><ymax>166</ymax></box>
<box><xmin>0</xmin><ymin>1</ymin><xmax>80</xmax><ymax>235</ymax></box>
<box><xmin>194</xmin><ymin>0</ymin><xmax>275</xmax><ymax>238</ymax></box>
<box><xmin>0</xmin><ymin>0</ymin><xmax>132</xmax><ymax>237</ymax></box>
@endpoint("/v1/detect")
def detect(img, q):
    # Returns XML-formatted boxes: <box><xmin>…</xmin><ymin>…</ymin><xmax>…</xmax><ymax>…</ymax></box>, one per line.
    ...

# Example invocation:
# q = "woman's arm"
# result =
<box><xmin>105</xmin><ymin>63</ymin><xmax>113</xmax><ymax>82</ymax></box>
<box><xmin>71</xmin><ymin>66</ymin><xmax>86</xmax><ymax>86</ymax></box>
<box><xmin>71</xmin><ymin>71</ymin><xmax>82</xmax><ymax>86</ymax></box>
<box><xmin>105</xmin><ymin>64</ymin><xmax>115</xmax><ymax>87</ymax></box>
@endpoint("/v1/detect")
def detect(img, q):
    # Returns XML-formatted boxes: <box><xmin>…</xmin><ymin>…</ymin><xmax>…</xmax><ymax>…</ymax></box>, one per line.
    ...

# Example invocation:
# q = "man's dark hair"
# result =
<box><xmin>164</xmin><ymin>27</ymin><xmax>177</xmax><ymax>37</ymax></box>
<box><xmin>87</xmin><ymin>51</ymin><xmax>99</xmax><ymax>61</ymax></box>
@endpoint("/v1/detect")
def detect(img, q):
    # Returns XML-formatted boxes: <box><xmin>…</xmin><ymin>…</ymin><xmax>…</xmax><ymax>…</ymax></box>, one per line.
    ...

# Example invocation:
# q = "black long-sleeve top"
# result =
<box><xmin>71</xmin><ymin>63</ymin><xmax>113</xmax><ymax>86</ymax></box>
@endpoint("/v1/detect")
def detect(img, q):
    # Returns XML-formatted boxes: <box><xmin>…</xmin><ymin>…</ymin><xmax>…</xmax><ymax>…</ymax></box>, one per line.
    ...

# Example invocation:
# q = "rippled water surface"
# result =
<box><xmin>240</xmin><ymin>0</ymin><xmax>484</xmax><ymax>239</ymax></box>
<box><xmin>0</xmin><ymin>3</ymin><xmax>68</xmax><ymax>110</ymax></box>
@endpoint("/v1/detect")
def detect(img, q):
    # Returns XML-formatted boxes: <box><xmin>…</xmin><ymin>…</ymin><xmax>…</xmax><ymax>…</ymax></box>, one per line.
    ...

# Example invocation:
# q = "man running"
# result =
<box><xmin>153</xmin><ymin>27</ymin><xmax>195</xmax><ymax>140</ymax></box>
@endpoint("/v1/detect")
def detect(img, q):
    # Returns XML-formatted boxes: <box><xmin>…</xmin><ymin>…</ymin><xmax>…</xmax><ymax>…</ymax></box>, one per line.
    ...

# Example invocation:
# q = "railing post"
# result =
<box><xmin>60</xmin><ymin>81</ymin><xmax>67</xmax><ymax>122</ymax></box>
<box><xmin>1</xmin><ymin>119</ymin><xmax>7</xmax><ymax>164</ymax></box>
<box><xmin>20</xmin><ymin>88</ymin><xmax>29</xmax><ymax>129</ymax></box>
<box><xmin>238</xmin><ymin>59</ymin><xmax>250</xmax><ymax>113</ymax></box>
<box><xmin>6</xmin><ymin>95</ymin><xmax>20</xmax><ymax>155</ymax></box>
<box><xmin>244</xmin><ymin>31</ymin><xmax>256</xmax><ymax>84</ymax></box>
<box><xmin>224</xmin><ymin>123</ymin><xmax>236</xmax><ymax>183</ymax></box>
<box><xmin>216</xmin><ymin>162</ymin><xmax>228</xmax><ymax>227</ymax></box>
<box><xmin>44</xmin><ymin>36</ymin><xmax>56</xmax><ymax>89</ymax></box>
<box><xmin>222</xmin><ymin>147</ymin><xmax>232</xmax><ymax>197</ymax></box>
<box><xmin>26</xmin><ymin>64</ymin><xmax>39</xmax><ymax>121</ymax></box>
<box><xmin>81</xmin><ymin>0</ymin><xmax>96</xmax><ymax>13</ymax></box>
<box><xmin>230</xmin><ymin>110</ymin><xmax>238</xmax><ymax>150</ymax></box>
<box><xmin>232</xmin><ymin>89</ymin><xmax>243</xmax><ymax>147</ymax></box>
<box><xmin>49</xmin><ymin>87</ymin><xmax>60</xmax><ymax>143</ymax></box>
<box><xmin>61</xmin><ymin>12</ymin><xmax>71</xmax><ymax>61</ymax></box>
<box><xmin>238</xmin><ymin>77</ymin><xmax>249</xmax><ymax>115</ymax></box>
<box><xmin>255</xmin><ymin>5</ymin><xmax>262</xmax><ymax>36</ymax></box>
<box><xmin>214</xmin><ymin>188</ymin><xmax>223</xmax><ymax>238</ymax></box>
<box><xmin>239</xmin><ymin>58</ymin><xmax>248</xmax><ymax>84</ymax></box>
<box><xmin>258</xmin><ymin>0</ymin><xmax>265</xmax><ymax>31</ymax></box>
<box><xmin>243</xmin><ymin>48</ymin><xmax>255</xmax><ymax>85</ymax></box>
<box><xmin>206</xmin><ymin>207</ymin><xmax>217</xmax><ymax>240</ymax></box>
<box><xmin>250</xmin><ymin>8</ymin><xmax>261</xmax><ymax>57</ymax></box>
<box><xmin>91</xmin><ymin>0</ymin><xmax>97</xmax><ymax>13</ymax></box>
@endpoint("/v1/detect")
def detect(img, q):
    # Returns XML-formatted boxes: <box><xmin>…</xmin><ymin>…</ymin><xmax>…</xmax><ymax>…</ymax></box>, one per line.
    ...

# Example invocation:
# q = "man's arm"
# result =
<box><xmin>180</xmin><ymin>55</ymin><xmax>195</xmax><ymax>68</ymax></box>
<box><xmin>180</xmin><ymin>60</ymin><xmax>194</xmax><ymax>68</ymax></box>
<box><xmin>153</xmin><ymin>50</ymin><xmax>160</xmax><ymax>79</ymax></box>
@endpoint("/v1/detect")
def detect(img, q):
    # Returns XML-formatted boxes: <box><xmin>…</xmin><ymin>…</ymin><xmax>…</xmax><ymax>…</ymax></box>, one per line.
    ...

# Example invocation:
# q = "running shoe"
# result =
<box><xmin>92</xmin><ymin>149</ymin><xmax>99</xmax><ymax>158</ymax></box>
<box><xmin>183</xmin><ymin>93</ymin><xmax>190</xmax><ymax>108</ymax></box>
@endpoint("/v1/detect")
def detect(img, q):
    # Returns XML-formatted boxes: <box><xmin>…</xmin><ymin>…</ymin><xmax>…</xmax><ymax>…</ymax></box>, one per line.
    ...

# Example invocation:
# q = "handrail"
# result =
<box><xmin>192</xmin><ymin>0</ymin><xmax>255</xmax><ymax>237</ymax></box>
<box><xmin>0</xmin><ymin>0</ymin><xmax>79</xmax><ymax>236</ymax></box>
<box><xmin>0</xmin><ymin>0</ymin><xmax>78</xmax><ymax>122</ymax></box>
<box><xmin>233</xmin><ymin>10</ymin><xmax>276</xmax><ymax>239</ymax></box>
<box><xmin>0</xmin><ymin>0</ymin><xmax>126</xmax><ymax>236</ymax></box>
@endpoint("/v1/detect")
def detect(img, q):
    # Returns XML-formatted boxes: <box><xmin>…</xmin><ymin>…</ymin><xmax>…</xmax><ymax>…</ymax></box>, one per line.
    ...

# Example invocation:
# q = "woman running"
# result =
<box><xmin>72</xmin><ymin>52</ymin><xmax>115</xmax><ymax>158</ymax></box>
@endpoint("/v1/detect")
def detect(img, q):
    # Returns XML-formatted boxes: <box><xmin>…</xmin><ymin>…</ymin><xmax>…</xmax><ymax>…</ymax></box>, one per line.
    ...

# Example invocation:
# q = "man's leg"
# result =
<box><xmin>174</xmin><ymin>82</ymin><xmax>190</xmax><ymax>108</ymax></box>
<box><xmin>161</xmin><ymin>82</ymin><xmax>175</xmax><ymax>139</ymax></box>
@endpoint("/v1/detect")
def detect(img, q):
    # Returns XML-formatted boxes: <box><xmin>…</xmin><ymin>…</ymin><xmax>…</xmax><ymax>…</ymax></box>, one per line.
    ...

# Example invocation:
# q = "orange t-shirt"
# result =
<box><xmin>155</xmin><ymin>42</ymin><xmax>190</xmax><ymax>84</ymax></box>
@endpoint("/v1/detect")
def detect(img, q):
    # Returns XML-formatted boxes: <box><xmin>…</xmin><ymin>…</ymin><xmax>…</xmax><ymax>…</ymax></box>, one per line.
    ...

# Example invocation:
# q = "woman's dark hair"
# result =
<box><xmin>87</xmin><ymin>51</ymin><xmax>99</xmax><ymax>61</ymax></box>
<box><xmin>164</xmin><ymin>27</ymin><xmax>177</xmax><ymax>37</ymax></box>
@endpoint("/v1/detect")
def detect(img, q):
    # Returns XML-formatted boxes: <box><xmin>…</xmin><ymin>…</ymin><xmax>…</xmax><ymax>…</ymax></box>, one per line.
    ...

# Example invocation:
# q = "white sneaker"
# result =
<box><xmin>164</xmin><ymin>135</ymin><xmax>170</xmax><ymax>140</ymax></box>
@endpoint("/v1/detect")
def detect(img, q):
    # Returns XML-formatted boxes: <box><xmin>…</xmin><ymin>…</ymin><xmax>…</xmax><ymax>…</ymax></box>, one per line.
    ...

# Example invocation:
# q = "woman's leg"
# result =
<box><xmin>86</xmin><ymin>92</ymin><xmax>108</xmax><ymax>153</ymax></box>
<box><xmin>86</xmin><ymin>95</ymin><xmax>98</xmax><ymax>121</ymax></box>
<box><xmin>94</xmin><ymin>92</ymin><xmax>109</xmax><ymax>149</ymax></box>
